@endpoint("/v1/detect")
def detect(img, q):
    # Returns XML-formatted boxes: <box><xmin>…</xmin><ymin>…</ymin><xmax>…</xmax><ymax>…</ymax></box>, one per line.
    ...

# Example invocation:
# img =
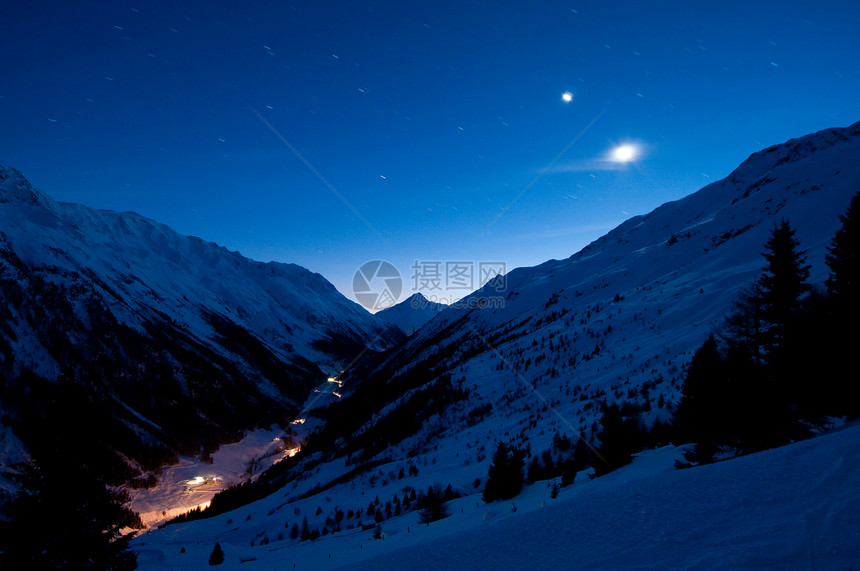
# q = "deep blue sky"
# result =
<box><xmin>2</xmin><ymin>1</ymin><xmax>858</xmax><ymax>307</ymax></box>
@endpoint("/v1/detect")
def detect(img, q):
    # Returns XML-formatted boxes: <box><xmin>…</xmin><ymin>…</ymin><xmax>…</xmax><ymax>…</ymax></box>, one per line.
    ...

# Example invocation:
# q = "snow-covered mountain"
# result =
<box><xmin>375</xmin><ymin>293</ymin><xmax>447</xmax><ymax>336</ymax></box>
<box><xmin>0</xmin><ymin>165</ymin><xmax>400</xmax><ymax>482</ymax></box>
<box><xmin>129</xmin><ymin>121</ymin><xmax>860</xmax><ymax>568</ymax></box>
<box><xmin>315</xmin><ymin>121</ymin><xmax>860</xmax><ymax>475</ymax></box>
<box><xmin>364</xmin><ymin>119</ymin><xmax>860</xmax><ymax>445</ymax></box>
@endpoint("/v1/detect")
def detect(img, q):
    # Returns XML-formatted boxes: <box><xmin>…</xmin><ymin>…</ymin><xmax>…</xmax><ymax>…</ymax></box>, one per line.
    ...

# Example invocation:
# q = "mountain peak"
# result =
<box><xmin>0</xmin><ymin>165</ymin><xmax>56</xmax><ymax>209</ymax></box>
<box><xmin>405</xmin><ymin>292</ymin><xmax>430</xmax><ymax>304</ymax></box>
<box><xmin>377</xmin><ymin>292</ymin><xmax>448</xmax><ymax>335</ymax></box>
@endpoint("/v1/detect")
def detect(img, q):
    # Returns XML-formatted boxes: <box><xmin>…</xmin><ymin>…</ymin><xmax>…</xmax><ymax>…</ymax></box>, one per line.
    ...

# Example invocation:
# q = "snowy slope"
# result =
<box><xmin>375</xmin><ymin>293</ymin><xmax>447</xmax><ymax>336</ymax></box>
<box><xmin>357</xmin><ymin>119</ymin><xmax>860</xmax><ymax>456</ymax></box>
<box><xmin>341</xmin><ymin>423</ymin><xmax>860</xmax><ymax>570</ymax></box>
<box><xmin>130</xmin><ymin>121</ymin><xmax>860</xmax><ymax>568</ymax></box>
<box><xmin>134</xmin><ymin>420</ymin><xmax>860</xmax><ymax>569</ymax></box>
<box><xmin>277</xmin><ymin>120</ymin><xmax>860</xmax><ymax>497</ymax></box>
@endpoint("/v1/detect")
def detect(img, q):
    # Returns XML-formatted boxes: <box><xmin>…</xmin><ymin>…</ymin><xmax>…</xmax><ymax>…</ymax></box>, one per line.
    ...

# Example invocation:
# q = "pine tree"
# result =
<box><xmin>417</xmin><ymin>484</ymin><xmax>451</xmax><ymax>524</ymax></box>
<box><xmin>826</xmin><ymin>191</ymin><xmax>860</xmax><ymax>315</ymax></box>
<box><xmin>758</xmin><ymin>219</ymin><xmax>810</xmax><ymax>358</ymax></box>
<box><xmin>721</xmin><ymin>281</ymin><xmax>765</xmax><ymax>365</ymax></box>
<box><xmin>593</xmin><ymin>403</ymin><xmax>641</xmax><ymax>476</ymax></box>
<box><xmin>560</xmin><ymin>458</ymin><xmax>577</xmax><ymax>487</ymax></box>
<box><xmin>482</xmin><ymin>442</ymin><xmax>525</xmax><ymax>502</ymax></box>
<box><xmin>0</xmin><ymin>451</ymin><xmax>142</xmax><ymax>569</ymax></box>
<box><xmin>824</xmin><ymin>191</ymin><xmax>860</xmax><ymax>416</ymax></box>
<box><xmin>674</xmin><ymin>334</ymin><xmax>725</xmax><ymax>445</ymax></box>
<box><xmin>757</xmin><ymin>220</ymin><xmax>812</xmax><ymax>440</ymax></box>
<box><xmin>673</xmin><ymin>334</ymin><xmax>741</xmax><ymax>462</ymax></box>
<box><xmin>208</xmin><ymin>542</ymin><xmax>225</xmax><ymax>565</ymax></box>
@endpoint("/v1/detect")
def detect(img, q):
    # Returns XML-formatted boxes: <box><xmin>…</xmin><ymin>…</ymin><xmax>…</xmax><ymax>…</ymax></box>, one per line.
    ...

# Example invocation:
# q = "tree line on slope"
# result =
<box><xmin>483</xmin><ymin>191</ymin><xmax>860</xmax><ymax>497</ymax></box>
<box><xmin>674</xmin><ymin>192</ymin><xmax>860</xmax><ymax>464</ymax></box>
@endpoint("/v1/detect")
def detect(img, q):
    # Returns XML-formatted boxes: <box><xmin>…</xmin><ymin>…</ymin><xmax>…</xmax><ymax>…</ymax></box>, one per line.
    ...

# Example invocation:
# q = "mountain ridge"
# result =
<box><xmin>0</xmin><ymin>165</ymin><xmax>400</xmax><ymax>486</ymax></box>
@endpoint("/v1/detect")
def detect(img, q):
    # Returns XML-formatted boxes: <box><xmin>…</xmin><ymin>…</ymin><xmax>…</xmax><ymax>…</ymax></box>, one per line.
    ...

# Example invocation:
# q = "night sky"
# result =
<box><xmin>2</xmin><ymin>1</ymin><xmax>858</xmax><ymax>306</ymax></box>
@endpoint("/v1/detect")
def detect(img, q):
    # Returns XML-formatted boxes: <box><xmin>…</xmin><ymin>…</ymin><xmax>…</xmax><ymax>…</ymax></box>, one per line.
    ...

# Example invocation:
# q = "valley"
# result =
<box><xmin>127</xmin><ymin>373</ymin><xmax>347</xmax><ymax>529</ymax></box>
<box><xmin>2</xmin><ymin>121</ymin><xmax>859</xmax><ymax>569</ymax></box>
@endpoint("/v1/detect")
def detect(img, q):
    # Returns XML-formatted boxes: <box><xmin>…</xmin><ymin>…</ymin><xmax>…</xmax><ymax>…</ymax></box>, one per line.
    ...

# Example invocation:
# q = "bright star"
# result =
<box><xmin>561</xmin><ymin>91</ymin><xmax>573</xmax><ymax>103</ymax></box>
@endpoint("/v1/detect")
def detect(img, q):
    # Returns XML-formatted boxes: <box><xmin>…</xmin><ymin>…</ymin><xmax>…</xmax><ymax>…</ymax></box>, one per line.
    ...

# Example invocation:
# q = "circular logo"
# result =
<box><xmin>352</xmin><ymin>260</ymin><xmax>402</xmax><ymax>311</ymax></box>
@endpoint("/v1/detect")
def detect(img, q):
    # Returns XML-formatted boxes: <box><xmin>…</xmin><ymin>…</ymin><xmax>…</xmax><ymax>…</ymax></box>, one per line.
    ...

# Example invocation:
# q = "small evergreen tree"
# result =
<box><xmin>560</xmin><ymin>458</ymin><xmax>577</xmax><ymax>487</ymax></box>
<box><xmin>526</xmin><ymin>454</ymin><xmax>543</xmax><ymax>484</ymax></box>
<box><xmin>417</xmin><ymin>484</ymin><xmax>451</xmax><ymax>524</ymax></box>
<box><xmin>674</xmin><ymin>334</ymin><xmax>728</xmax><ymax>461</ymax></box>
<box><xmin>593</xmin><ymin>403</ymin><xmax>641</xmax><ymax>476</ymax></box>
<box><xmin>482</xmin><ymin>442</ymin><xmax>525</xmax><ymax>502</ymax></box>
<box><xmin>826</xmin><ymin>191</ymin><xmax>860</xmax><ymax>316</ymax></box>
<box><xmin>300</xmin><ymin>516</ymin><xmax>310</xmax><ymax>541</ymax></box>
<box><xmin>208</xmin><ymin>542</ymin><xmax>225</xmax><ymax>566</ymax></box>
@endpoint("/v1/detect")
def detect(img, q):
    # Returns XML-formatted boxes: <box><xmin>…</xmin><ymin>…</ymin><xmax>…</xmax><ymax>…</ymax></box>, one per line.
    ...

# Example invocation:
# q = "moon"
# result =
<box><xmin>612</xmin><ymin>144</ymin><xmax>637</xmax><ymax>162</ymax></box>
<box><xmin>561</xmin><ymin>91</ymin><xmax>573</xmax><ymax>103</ymax></box>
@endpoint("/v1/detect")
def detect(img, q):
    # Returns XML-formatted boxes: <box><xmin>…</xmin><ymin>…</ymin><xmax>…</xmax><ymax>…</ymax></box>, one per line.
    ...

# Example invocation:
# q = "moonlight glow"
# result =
<box><xmin>612</xmin><ymin>144</ymin><xmax>637</xmax><ymax>162</ymax></box>
<box><xmin>561</xmin><ymin>91</ymin><xmax>573</xmax><ymax>103</ymax></box>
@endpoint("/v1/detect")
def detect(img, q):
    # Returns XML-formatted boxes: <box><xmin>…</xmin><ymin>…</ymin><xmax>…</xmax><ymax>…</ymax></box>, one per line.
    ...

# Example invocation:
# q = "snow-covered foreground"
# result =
<box><xmin>134</xmin><ymin>422</ymin><xmax>860</xmax><ymax>569</ymax></box>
